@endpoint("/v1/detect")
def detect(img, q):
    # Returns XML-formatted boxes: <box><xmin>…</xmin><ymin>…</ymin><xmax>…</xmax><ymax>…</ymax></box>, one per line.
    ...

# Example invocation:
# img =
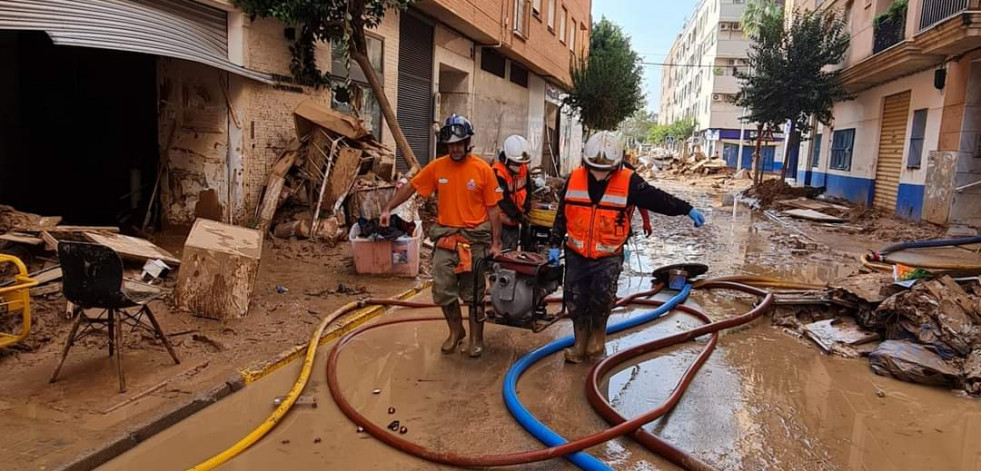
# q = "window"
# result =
<box><xmin>547</xmin><ymin>0</ymin><xmax>556</xmax><ymax>30</ymax></box>
<box><xmin>559</xmin><ymin>6</ymin><xmax>567</xmax><ymax>43</ymax></box>
<box><xmin>811</xmin><ymin>133</ymin><xmax>822</xmax><ymax>168</ymax></box>
<box><xmin>513</xmin><ymin>0</ymin><xmax>528</xmax><ymax>37</ymax></box>
<box><xmin>569</xmin><ymin>19</ymin><xmax>575</xmax><ymax>51</ymax></box>
<box><xmin>510</xmin><ymin>62</ymin><xmax>529</xmax><ymax>87</ymax></box>
<box><xmin>907</xmin><ymin>109</ymin><xmax>928</xmax><ymax>168</ymax></box>
<box><xmin>480</xmin><ymin>48</ymin><xmax>506</xmax><ymax>78</ymax></box>
<box><xmin>830</xmin><ymin>129</ymin><xmax>855</xmax><ymax>171</ymax></box>
<box><xmin>532</xmin><ymin>0</ymin><xmax>541</xmax><ymax>17</ymax></box>
<box><xmin>331</xmin><ymin>35</ymin><xmax>384</xmax><ymax>136</ymax></box>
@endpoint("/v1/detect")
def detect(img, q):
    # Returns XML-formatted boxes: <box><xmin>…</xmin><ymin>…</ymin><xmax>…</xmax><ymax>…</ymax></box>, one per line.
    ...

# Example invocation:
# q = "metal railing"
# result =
<box><xmin>920</xmin><ymin>0</ymin><xmax>969</xmax><ymax>31</ymax></box>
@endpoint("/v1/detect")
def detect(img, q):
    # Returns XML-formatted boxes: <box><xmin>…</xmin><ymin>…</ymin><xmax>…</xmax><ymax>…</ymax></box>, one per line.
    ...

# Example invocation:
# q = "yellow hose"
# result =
<box><xmin>186</xmin><ymin>300</ymin><xmax>362</xmax><ymax>471</ymax></box>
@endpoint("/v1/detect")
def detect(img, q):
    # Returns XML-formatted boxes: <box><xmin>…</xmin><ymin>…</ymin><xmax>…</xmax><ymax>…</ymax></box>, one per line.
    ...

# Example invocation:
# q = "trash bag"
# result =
<box><xmin>356</xmin><ymin>215</ymin><xmax>415</xmax><ymax>240</ymax></box>
<box><xmin>869</xmin><ymin>340</ymin><xmax>961</xmax><ymax>387</ymax></box>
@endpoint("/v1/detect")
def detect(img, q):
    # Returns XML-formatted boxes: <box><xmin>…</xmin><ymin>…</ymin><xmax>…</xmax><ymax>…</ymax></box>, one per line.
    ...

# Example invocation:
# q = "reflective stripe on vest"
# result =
<box><xmin>563</xmin><ymin>167</ymin><xmax>634</xmax><ymax>259</ymax></box>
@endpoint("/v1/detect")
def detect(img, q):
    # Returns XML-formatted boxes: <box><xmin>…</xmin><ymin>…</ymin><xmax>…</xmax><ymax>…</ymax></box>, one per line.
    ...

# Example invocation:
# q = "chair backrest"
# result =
<box><xmin>57</xmin><ymin>241</ymin><xmax>125</xmax><ymax>308</ymax></box>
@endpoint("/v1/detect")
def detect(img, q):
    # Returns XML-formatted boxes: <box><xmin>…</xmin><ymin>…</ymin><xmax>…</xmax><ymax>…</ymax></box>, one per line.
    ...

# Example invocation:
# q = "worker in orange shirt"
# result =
<box><xmin>493</xmin><ymin>135</ymin><xmax>534</xmax><ymax>250</ymax></box>
<box><xmin>381</xmin><ymin>114</ymin><xmax>503</xmax><ymax>357</ymax></box>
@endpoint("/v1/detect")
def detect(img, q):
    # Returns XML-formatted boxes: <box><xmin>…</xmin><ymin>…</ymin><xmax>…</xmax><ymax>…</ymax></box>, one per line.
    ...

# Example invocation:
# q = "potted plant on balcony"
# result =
<box><xmin>874</xmin><ymin>0</ymin><xmax>908</xmax><ymax>53</ymax></box>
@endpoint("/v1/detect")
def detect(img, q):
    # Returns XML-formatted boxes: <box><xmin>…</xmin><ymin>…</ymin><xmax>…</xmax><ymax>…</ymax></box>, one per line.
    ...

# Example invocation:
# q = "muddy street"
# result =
<box><xmin>94</xmin><ymin>180</ymin><xmax>981</xmax><ymax>471</ymax></box>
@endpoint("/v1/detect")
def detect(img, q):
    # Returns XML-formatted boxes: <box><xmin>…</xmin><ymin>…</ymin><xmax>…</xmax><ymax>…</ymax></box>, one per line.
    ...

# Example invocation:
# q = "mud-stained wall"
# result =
<box><xmin>158</xmin><ymin>58</ymin><xmax>229</xmax><ymax>228</ymax></box>
<box><xmin>236</xmin><ymin>14</ymin><xmax>400</xmax><ymax>222</ymax></box>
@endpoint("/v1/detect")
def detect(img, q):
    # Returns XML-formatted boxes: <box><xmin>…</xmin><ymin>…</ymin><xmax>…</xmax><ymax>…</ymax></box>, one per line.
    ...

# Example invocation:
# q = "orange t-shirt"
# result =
<box><xmin>411</xmin><ymin>155</ymin><xmax>503</xmax><ymax>228</ymax></box>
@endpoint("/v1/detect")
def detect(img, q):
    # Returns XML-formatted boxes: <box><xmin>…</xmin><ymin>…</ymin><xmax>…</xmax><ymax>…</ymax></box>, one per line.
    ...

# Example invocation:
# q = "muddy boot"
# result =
<box><xmin>564</xmin><ymin>317</ymin><xmax>591</xmax><ymax>364</ymax></box>
<box><xmin>440</xmin><ymin>303</ymin><xmax>466</xmax><ymax>354</ymax></box>
<box><xmin>586</xmin><ymin>315</ymin><xmax>609</xmax><ymax>358</ymax></box>
<box><xmin>467</xmin><ymin>306</ymin><xmax>485</xmax><ymax>358</ymax></box>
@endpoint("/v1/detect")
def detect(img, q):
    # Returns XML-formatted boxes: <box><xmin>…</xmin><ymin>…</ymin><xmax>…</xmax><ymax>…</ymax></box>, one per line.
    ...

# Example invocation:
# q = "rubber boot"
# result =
<box><xmin>440</xmin><ymin>303</ymin><xmax>466</xmax><ymax>354</ymax></box>
<box><xmin>467</xmin><ymin>306</ymin><xmax>485</xmax><ymax>358</ymax></box>
<box><xmin>586</xmin><ymin>315</ymin><xmax>609</xmax><ymax>358</ymax></box>
<box><xmin>564</xmin><ymin>317</ymin><xmax>591</xmax><ymax>364</ymax></box>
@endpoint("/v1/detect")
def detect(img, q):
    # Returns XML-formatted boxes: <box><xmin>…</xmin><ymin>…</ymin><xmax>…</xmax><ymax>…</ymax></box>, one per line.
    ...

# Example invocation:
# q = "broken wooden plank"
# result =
<box><xmin>324</xmin><ymin>146</ymin><xmax>363</xmax><ymax>213</ymax></box>
<box><xmin>32</xmin><ymin>267</ymin><xmax>63</xmax><ymax>285</ymax></box>
<box><xmin>83</xmin><ymin>232</ymin><xmax>180</xmax><ymax>266</ymax></box>
<box><xmin>782</xmin><ymin>208</ymin><xmax>844</xmax><ymax>223</ymax></box>
<box><xmin>30</xmin><ymin>283</ymin><xmax>62</xmax><ymax>297</ymax></box>
<box><xmin>0</xmin><ymin>233</ymin><xmax>43</xmax><ymax>245</ymax></box>
<box><xmin>293</xmin><ymin>99</ymin><xmax>369</xmax><ymax>140</ymax></box>
<box><xmin>256</xmin><ymin>175</ymin><xmax>286</xmax><ymax>234</ymax></box>
<box><xmin>40</xmin><ymin>231</ymin><xmax>58</xmax><ymax>251</ymax></box>
<box><xmin>50</xmin><ymin>225</ymin><xmax>120</xmax><ymax>233</ymax></box>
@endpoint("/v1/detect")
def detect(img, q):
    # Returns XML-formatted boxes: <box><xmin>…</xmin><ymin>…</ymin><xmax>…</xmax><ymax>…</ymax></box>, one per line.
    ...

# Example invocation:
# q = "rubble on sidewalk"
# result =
<box><xmin>875</xmin><ymin>276</ymin><xmax>980</xmax><ymax>358</ymax></box>
<box><xmin>253</xmin><ymin>99</ymin><xmax>398</xmax><ymax>246</ymax></box>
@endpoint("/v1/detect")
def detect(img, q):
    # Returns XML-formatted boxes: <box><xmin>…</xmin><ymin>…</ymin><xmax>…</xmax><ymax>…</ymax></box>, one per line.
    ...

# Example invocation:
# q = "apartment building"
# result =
<box><xmin>792</xmin><ymin>0</ymin><xmax>980</xmax><ymax>227</ymax></box>
<box><xmin>0</xmin><ymin>0</ymin><xmax>589</xmax><ymax>229</ymax></box>
<box><xmin>659</xmin><ymin>0</ymin><xmax>787</xmax><ymax>169</ymax></box>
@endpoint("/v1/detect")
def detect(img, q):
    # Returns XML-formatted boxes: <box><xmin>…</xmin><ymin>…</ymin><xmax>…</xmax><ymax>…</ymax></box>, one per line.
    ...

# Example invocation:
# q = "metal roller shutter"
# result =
<box><xmin>0</xmin><ymin>0</ymin><xmax>273</xmax><ymax>83</ymax></box>
<box><xmin>873</xmin><ymin>91</ymin><xmax>911</xmax><ymax>211</ymax></box>
<box><xmin>396</xmin><ymin>12</ymin><xmax>434</xmax><ymax>171</ymax></box>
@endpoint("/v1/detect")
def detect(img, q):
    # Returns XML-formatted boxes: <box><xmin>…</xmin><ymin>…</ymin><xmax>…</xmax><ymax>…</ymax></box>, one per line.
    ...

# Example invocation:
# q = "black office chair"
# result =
<box><xmin>49</xmin><ymin>241</ymin><xmax>180</xmax><ymax>392</ymax></box>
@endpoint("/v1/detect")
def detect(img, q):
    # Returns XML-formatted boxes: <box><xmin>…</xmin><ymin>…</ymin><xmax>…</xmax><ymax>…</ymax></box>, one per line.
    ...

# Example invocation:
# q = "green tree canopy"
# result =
<box><xmin>620</xmin><ymin>109</ymin><xmax>657</xmax><ymax>144</ymax></box>
<box><xmin>565</xmin><ymin>17</ymin><xmax>644</xmax><ymax>134</ymax></box>
<box><xmin>647</xmin><ymin>119</ymin><xmax>696</xmax><ymax>144</ymax></box>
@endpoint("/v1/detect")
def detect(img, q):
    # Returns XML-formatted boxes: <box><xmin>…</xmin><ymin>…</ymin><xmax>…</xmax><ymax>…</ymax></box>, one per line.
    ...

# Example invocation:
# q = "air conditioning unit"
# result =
<box><xmin>720</xmin><ymin>23</ymin><xmax>730</xmax><ymax>30</ymax></box>
<box><xmin>732</xmin><ymin>22</ymin><xmax>742</xmax><ymax>31</ymax></box>
<box><xmin>727</xmin><ymin>58</ymin><xmax>736</xmax><ymax>66</ymax></box>
<box><xmin>713</xmin><ymin>94</ymin><xmax>722</xmax><ymax>101</ymax></box>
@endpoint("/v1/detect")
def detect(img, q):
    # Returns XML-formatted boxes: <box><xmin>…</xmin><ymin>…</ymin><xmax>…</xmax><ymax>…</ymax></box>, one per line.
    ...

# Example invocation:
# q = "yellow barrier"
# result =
<box><xmin>529</xmin><ymin>208</ymin><xmax>557</xmax><ymax>227</ymax></box>
<box><xmin>0</xmin><ymin>254</ymin><xmax>39</xmax><ymax>349</ymax></box>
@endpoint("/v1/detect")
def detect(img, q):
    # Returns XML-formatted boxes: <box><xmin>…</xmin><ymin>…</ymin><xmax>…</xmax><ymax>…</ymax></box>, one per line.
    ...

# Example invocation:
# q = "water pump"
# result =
<box><xmin>481</xmin><ymin>251</ymin><xmax>563</xmax><ymax>332</ymax></box>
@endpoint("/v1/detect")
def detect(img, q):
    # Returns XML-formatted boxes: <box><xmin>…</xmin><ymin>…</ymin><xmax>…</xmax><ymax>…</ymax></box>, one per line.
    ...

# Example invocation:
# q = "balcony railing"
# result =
<box><xmin>874</xmin><ymin>6</ymin><xmax>907</xmax><ymax>53</ymax></box>
<box><xmin>920</xmin><ymin>0</ymin><xmax>969</xmax><ymax>31</ymax></box>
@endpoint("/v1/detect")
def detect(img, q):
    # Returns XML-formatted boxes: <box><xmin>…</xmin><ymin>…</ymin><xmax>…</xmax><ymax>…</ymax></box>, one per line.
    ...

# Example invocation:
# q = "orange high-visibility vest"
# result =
<box><xmin>492</xmin><ymin>162</ymin><xmax>529</xmax><ymax>226</ymax></box>
<box><xmin>563</xmin><ymin>167</ymin><xmax>634</xmax><ymax>259</ymax></box>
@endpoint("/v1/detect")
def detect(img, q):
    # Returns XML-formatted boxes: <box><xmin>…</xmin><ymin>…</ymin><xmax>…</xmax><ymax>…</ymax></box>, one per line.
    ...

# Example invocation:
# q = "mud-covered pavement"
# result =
<box><xmin>93</xmin><ymin>179</ymin><xmax>981</xmax><ymax>471</ymax></box>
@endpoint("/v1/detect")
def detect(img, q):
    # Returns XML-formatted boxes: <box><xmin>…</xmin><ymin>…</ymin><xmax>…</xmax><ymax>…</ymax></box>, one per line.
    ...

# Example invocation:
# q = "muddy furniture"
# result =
<box><xmin>174</xmin><ymin>218</ymin><xmax>262</xmax><ymax>319</ymax></box>
<box><xmin>49</xmin><ymin>242</ymin><xmax>180</xmax><ymax>393</ymax></box>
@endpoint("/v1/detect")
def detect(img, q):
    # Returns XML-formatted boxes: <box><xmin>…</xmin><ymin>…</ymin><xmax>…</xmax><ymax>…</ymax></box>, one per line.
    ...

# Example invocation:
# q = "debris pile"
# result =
<box><xmin>780</xmin><ymin>272</ymin><xmax>981</xmax><ymax>394</ymax></box>
<box><xmin>743</xmin><ymin>179</ymin><xmax>816</xmax><ymax>208</ymax></box>
<box><xmin>254</xmin><ymin>99</ymin><xmax>398</xmax><ymax>246</ymax></box>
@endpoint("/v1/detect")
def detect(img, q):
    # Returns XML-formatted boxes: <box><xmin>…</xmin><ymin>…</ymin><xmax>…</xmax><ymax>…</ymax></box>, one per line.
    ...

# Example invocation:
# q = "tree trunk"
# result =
<box><xmin>351</xmin><ymin>51</ymin><xmax>422</xmax><ymax>176</ymax></box>
<box><xmin>751</xmin><ymin>123</ymin><xmax>764</xmax><ymax>186</ymax></box>
<box><xmin>780</xmin><ymin>121</ymin><xmax>797</xmax><ymax>181</ymax></box>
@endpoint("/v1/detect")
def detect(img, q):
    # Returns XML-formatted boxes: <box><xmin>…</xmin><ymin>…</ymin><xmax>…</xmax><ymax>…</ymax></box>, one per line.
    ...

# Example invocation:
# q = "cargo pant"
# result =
<box><xmin>563</xmin><ymin>248</ymin><xmax>623</xmax><ymax>321</ymax></box>
<box><xmin>501</xmin><ymin>225</ymin><xmax>521</xmax><ymax>251</ymax></box>
<box><xmin>429</xmin><ymin>223</ymin><xmax>491</xmax><ymax>307</ymax></box>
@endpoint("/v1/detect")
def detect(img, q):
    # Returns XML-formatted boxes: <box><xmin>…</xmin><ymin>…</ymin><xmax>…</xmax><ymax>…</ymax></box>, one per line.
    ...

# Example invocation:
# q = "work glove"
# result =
<box><xmin>642</xmin><ymin>220</ymin><xmax>653</xmax><ymax>237</ymax></box>
<box><xmin>548</xmin><ymin>247</ymin><xmax>561</xmax><ymax>266</ymax></box>
<box><xmin>688</xmin><ymin>208</ymin><xmax>705</xmax><ymax>228</ymax></box>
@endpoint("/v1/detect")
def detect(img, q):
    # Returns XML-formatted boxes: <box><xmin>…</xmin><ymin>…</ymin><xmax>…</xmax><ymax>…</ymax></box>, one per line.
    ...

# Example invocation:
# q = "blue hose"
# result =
<box><xmin>502</xmin><ymin>284</ymin><xmax>693</xmax><ymax>470</ymax></box>
<box><xmin>878</xmin><ymin>235</ymin><xmax>981</xmax><ymax>256</ymax></box>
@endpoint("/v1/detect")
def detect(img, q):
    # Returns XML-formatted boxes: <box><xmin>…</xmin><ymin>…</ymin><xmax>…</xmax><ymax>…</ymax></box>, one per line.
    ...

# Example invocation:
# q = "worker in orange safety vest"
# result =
<box><xmin>547</xmin><ymin>131</ymin><xmax>706</xmax><ymax>363</ymax></box>
<box><xmin>492</xmin><ymin>134</ymin><xmax>534</xmax><ymax>250</ymax></box>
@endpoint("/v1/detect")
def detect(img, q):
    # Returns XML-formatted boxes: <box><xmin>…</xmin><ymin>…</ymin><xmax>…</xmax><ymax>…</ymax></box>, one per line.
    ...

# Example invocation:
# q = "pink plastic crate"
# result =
<box><xmin>348</xmin><ymin>222</ymin><xmax>421</xmax><ymax>276</ymax></box>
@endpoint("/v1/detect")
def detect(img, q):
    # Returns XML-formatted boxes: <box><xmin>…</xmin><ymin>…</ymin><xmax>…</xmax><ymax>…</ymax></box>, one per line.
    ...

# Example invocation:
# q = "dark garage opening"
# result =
<box><xmin>0</xmin><ymin>30</ymin><xmax>158</xmax><ymax>226</ymax></box>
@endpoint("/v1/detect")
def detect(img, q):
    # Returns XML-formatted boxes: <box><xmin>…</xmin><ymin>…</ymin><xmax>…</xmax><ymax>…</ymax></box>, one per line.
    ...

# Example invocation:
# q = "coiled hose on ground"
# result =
<box><xmin>189</xmin><ymin>276</ymin><xmax>778</xmax><ymax>470</ymax></box>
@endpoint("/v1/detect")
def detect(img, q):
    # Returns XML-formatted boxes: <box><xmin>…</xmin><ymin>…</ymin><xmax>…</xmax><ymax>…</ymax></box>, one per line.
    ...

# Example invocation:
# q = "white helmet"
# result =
<box><xmin>502</xmin><ymin>135</ymin><xmax>531</xmax><ymax>164</ymax></box>
<box><xmin>583</xmin><ymin>131</ymin><xmax>623</xmax><ymax>170</ymax></box>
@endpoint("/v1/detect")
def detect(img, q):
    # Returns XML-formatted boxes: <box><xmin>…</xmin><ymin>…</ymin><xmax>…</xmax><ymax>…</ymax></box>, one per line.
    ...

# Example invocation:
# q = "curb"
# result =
<box><xmin>54</xmin><ymin>283</ymin><xmax>430</xmax><ymax>471</ymax></box>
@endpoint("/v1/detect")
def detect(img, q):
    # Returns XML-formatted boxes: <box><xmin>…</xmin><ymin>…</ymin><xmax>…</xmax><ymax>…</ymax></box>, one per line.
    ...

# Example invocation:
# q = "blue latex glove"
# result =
<box><xmin>548</xmin><ymin>247</ymin><xmax>561</xmax><ymax>266</ymax></box>
<box><xmin>688</xmin><ymin>208</ymin><xmax>705</xmax><ymax>228</ymax></box>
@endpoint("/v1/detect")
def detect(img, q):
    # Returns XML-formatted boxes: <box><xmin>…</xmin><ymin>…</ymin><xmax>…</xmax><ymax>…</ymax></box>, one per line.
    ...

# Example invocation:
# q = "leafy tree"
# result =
<box><xmin>620</xmin><ymin>109</ymin><xmax>657</xmax><ymax>145</ymax></box>
<box><xmin>647</xmin><ymin>119</ymin><xmax>696</xmax><ymax>145</ymax></box>
<box><xmin>232</xmin><ymin>0</ymin><xmax>423</xmax><ymax>173</ymax></box>
<box><xmin>741</xmin><ymin>0</ymin><xmax>784</xmax><ymax>38</ymax></box>
<box><xmin>565</xmin><ymin>17</ymin><xmax>644</xmax><ymax>134</ymax></box>
<box><xmin>735</xmin><ymin>5</ymin><xmax>852</xmax><ymax>183</ymax></box>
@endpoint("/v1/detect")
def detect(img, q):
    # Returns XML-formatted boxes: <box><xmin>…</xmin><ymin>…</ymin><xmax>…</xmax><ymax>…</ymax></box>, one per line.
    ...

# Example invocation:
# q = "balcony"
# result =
<box><xmin>873</xmin><ymin>6</ymin><xmax>907</xmax><ymax>54</ymax></box>
<box><xmin>840</xmin><ymin>0</ymin><xmax>981</xmax><ymax>93</ymax></box>
<box><xmin>920</xmin><ymin>0</ymin><xmax>970</xmax><ymax>30</ymax></box>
